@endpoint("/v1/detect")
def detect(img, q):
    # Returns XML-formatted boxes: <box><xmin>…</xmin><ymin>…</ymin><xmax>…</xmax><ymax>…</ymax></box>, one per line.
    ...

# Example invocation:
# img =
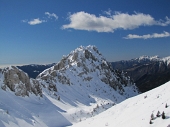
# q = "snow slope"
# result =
<box><xmin>71</xmin><ymin>81</ymin><xmax>170</xmax><ymax>127</ymax></box>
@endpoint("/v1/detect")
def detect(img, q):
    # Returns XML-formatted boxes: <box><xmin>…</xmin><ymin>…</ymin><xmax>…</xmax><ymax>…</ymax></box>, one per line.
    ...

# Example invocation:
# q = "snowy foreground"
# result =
<box><xmin>71</xmin><ymin>81</ymin><xmax>170</xmax><ymax>127</ymax></box>
<box><xmin>0</xmin><ymin>76</ymin><xmax>170</xmax><ymax>127</ymax></box>
<box><xmin>0</xmin><ymin>80</ymin><xmax>169</xmax><ymax>127</ymax></box>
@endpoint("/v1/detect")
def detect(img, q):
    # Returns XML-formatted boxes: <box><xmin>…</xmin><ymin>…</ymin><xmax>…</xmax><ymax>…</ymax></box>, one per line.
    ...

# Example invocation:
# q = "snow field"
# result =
<box><xmin>71</xmin><ymin>81</ymin><xmax>170</xmax><ymax>127</ymax></box>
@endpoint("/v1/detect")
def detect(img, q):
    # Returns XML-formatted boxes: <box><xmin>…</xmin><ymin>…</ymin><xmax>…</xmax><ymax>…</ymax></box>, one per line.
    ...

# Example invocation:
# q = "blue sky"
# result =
<box><xmin>1</xmin><ymin>0</ymin><xmax>170</xmax><ymax>67</ymax></box>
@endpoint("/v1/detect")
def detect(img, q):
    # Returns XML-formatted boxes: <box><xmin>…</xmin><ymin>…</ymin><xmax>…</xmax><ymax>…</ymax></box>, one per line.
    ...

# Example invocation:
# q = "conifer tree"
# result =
<box><xmin>165</xmin><ymin>103</ymin><xmax>168</xmax><ymax>108</ymax></box>
<box><xmin>58</xmin><ymin>96</ymin><xmax>60</xmax><ymax>101</ymax></box>
<box><xmin>149</xmin><ymin>120</ymin><xmax>153</xmax><ymax>124</ymax></box>
<box><xmin>162</xmin><ymin>111</ymin><xmax>166</xmax><ymax>119</ymax></box>
<box><xmin>156</xmin><ymin>111</ymin><xmax>160</xmax><ymax>117</ymax></box>
<box><xmin>151</xmin><ymin>113</ymin><xmax>154</xmax><ymax>120</ymax></box>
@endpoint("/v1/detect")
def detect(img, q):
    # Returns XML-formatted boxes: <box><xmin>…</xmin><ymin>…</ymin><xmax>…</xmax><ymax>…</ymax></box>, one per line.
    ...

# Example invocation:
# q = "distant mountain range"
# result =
<box><xmin>111</xmin><ymin>55</ymin><xmax>170</xmax><ymax>92</ymax></box>
<box><xmin>17</xmin><ymin>63</ymin><xmax>55</xmax><ymax>78</ymax></box>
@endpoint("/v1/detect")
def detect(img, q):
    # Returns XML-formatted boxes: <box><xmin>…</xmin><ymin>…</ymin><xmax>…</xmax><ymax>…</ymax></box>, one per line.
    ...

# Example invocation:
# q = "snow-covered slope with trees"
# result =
<box><xmin>72</xmin><ymin>80</ymin><xmax>170</xmax><ymax>127</ymax></box>
<box><xmin>0</xmin><ymin>45</ymin><xmax>139</xmax><ymax>127</ymax></box>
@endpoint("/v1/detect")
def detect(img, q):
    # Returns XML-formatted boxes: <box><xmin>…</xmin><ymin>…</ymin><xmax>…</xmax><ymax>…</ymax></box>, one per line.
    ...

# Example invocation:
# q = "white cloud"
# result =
<box><xmin>45</xmin><ymin>12</ymin><xmax>58</xmax><ymax>20</ymax></box>
<box><xmin>62</xmin><ymin>11</ymin><xmax>170</xmax><ymax>33</ymax></box>
<box><xmin>124</xmin><ymin>31</ymin><xmax>170</xmax><ymax>39</ymax></box>
<box><xmin>22</xmin><ymin>12</ymin><xmax>58</xmax><ymax>25</ymax></box>
<box><xmin>28</xmin><ymin>18</ymin><xmax>46</xmax><ymax>25</ymax></box>
<box><xmin>156</xmin><ymin>16</ymin><xmax>170</xmax><ymax>26</ymax></box>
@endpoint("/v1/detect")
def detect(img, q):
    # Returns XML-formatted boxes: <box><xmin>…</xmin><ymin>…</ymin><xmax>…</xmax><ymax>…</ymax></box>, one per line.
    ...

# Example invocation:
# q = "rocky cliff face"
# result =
<box><xmin>37</xmin><ymin>45</ymin><xmax>138</xmax><ymax>97</ymax></box>
<box><xmin>0</xmin><ymin>66</ymin><xmax>42</xmax><ymax>97</ymax></box>
<box><xmin>111</xmin><ymin>56</ymin><xmax>170</xmax><ymax>92</ymax></box>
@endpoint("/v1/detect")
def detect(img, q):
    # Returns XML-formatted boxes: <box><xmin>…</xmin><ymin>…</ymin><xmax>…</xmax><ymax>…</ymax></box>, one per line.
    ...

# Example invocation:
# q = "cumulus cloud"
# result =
<box><xmin>124</xmin><ymin>31</ymin><xmax>170</xmax><ymax>39</ymax></box>
<box><xmin>62</xmin><ymin>11</ymin><xmax>170</xmax><ymax>32</ymax></box>
<box><xmin>28</xmin><ymin>18</ymin><xmax>46</xmax><ymax>25</ymax></box>
<box><xmin>45</xmin><ymin>12</ymin><xmax>58</xmax><ymax>20</ymax></box>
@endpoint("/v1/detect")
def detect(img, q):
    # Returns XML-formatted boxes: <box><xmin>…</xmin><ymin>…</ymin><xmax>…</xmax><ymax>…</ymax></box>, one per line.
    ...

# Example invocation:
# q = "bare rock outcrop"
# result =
<box><xmin>1</xmin><ymin>66</ymin><xmax>42</xmax><ymax>97</ymax></box>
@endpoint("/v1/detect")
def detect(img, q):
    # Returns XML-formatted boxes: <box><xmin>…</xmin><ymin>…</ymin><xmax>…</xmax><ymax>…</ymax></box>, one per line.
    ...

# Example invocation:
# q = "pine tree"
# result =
<box><xmin>149</xmin><ymin>120</ymin><xmax>153</xmax><ymax>124</ymax></box>
<box><xmin>165</xmin><ymin>103</ymin><xmax>168</xmax><ymax>108</ymax></box>
<box><xmin>156</xmin><ymin>111</ymin><xmax>160</xmax><ymax>117</ymax></box>
<box><xmin>151</xmin><ymin>113</ymin><xmax>154</xmax><ymax>120</ymax></box>
<box><xmin>162</xmin><ymin>111</ymin><xmax>166</xmax><ymax>119</ymax></box>
<box><xmin>58</xmin><ymin>96</ymin><xmax>60</xmax><ymax>101</ymax></box>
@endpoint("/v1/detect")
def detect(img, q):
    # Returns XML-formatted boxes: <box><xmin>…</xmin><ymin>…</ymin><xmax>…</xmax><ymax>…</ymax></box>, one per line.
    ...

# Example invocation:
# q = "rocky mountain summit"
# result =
<box><xmin>37</xmin><ymin>45</ymin><xmax>138</xmax><ymax>98</ymax></box>
<box><xmin>112</xmin><ymin>55</ymin><xmax>170</xmax><ymax>92</ymax></box>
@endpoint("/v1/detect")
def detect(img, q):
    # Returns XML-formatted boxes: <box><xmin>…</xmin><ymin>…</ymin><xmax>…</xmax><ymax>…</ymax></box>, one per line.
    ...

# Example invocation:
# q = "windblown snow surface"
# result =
<box><xmin>71</xmin><ymin>81</ymin><xmax>170</xmax><ymax>127</ymax></box>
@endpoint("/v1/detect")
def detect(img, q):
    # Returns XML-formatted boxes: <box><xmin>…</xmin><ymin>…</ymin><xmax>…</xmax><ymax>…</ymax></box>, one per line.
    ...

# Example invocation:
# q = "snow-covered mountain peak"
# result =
<box><xmin>61</xmin><ymin>45</ymin><xmax>103</xmax><ymax>67</ymax></box>
<box><xmin>37</xmin><ymin>45</ymin><xmax>138</xmax><ymax>99</ymax></box>
<box><xmin>38</xmin><ymin>45</ymin><xmax>103</xmax><ymax>76</ymax></box>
